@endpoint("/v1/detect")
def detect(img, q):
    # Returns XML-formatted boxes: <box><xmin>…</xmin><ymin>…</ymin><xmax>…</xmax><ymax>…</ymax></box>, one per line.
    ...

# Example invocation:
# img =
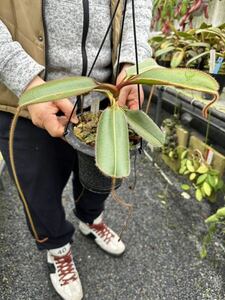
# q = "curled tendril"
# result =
<box><xmin>202</xmin><ymin>93</ymin><xmax>219</xmax><ymax>118</ymax></box>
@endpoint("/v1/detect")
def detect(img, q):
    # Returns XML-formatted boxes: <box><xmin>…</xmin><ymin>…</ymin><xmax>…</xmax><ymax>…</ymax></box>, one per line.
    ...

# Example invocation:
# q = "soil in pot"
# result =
<box><xmin>73</xmin><ymin>111</ymin><xmax>140</xmax><ymax>149</ymax></box>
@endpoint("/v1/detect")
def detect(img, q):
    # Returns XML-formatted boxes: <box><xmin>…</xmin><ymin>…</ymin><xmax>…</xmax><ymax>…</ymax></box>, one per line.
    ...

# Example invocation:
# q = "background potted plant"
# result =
<box><xmin>179</xmin><ymin>148</ymin><xmax>224</xmax><ymax>202</ymax></box>
<box><xmin>150</xmin><ymin>23</ymin><xmax>225</xmax><ymax>88</ymax></box>
<box><xmin>150</xmin><ymin>23</ymin><xmax>225</xmax><ymax>94</ymax></box>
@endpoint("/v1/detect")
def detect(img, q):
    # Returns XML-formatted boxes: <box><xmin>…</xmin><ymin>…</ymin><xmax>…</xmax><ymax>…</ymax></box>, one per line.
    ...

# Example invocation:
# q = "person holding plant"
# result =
<box><xmin>0</xmin><ymin>1</ymin><xmax>152</xmax><ymax>299</ymax></box>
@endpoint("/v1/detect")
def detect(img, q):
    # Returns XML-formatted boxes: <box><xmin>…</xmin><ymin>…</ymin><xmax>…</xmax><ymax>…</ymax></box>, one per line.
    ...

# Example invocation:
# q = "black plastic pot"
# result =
<box><xmin>211</xmin><ymin>74</ymin><xmax>225</xmax><ymax>94</ymax></box>
<box><xmin>157</xmin><ymin>60</ymin><xmax>171</xmax><ymax>68</ymax></box>
<box><xmin>64</xmin><ymin>123</ymin><xmax>122</xmax><ymax>194</ymax></box>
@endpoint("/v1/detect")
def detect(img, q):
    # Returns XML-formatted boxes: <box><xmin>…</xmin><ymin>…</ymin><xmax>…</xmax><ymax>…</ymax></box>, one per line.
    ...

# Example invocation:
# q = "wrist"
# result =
<box><xmin>121</xmin><ymin>63</ymin><xmax>133</xmax><ymax>71</ymax></box>
<box><xmin>25</xmin><ymin>76</ymin><xmax>45</xmax><ymax>92</ymax></box>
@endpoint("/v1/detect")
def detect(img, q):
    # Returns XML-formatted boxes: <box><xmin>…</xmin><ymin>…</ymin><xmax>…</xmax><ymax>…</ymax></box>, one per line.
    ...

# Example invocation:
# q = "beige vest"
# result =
<box><xmin>0</xmin><ymin>0</ymin><xmax>123</xmax><ymax>116</ymax></box>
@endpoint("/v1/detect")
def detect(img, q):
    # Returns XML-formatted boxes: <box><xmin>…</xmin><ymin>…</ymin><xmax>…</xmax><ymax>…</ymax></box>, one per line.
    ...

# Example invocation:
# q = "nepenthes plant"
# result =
<box><xmin>9</xmin><ymin>58</ymin><xmax>219</xmax><ymax>242</ymax></box>
<box><xmin>15</xmin><ymin>58</ymin><xmax>219</xmax><ymax>178</ymax></box>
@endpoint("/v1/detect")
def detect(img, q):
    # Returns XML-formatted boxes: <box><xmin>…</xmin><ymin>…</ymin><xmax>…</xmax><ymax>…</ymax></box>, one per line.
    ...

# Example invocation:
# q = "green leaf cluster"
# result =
<box><xmin>201</xmin><ymin>207</ymin><xmax>225</xmax><ymax>258</ymax></box>
<box><xmin>161</xmin><ymin>117</ymin><xmax>179</xmax><ymax>159</ymax></box>
<box><xmin>179</xmin><ymin>150</ymin><xmax>224</xmax><ymax>202</ymax></box>
<box><xmin>150</xmin><ymin>23</ymin><xmax>225</xmax><ymax>72</ymax></box>
<box><xmin>18</xmin><ymin>58</ymin><xmax>219</xmax><ymax>178</ymax></box>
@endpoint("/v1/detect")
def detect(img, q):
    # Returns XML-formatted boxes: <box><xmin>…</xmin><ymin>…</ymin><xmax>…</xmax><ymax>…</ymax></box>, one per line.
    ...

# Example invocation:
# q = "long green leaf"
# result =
<box><xmin>129</xmin><ymin>67</ymin><xmax>219</xmax><ymax>96</ymax></box>
<box><xmin>124</xmin><ymin>110</ymin><xmax>165</xmax><ymax>147</ymax></box>
<box><xmin>149</xmin><ymin>36</ymin><xmax>165</xmax><ymax>43</ymax></box>
<box><xmin>176</xmin><ymin>31</ymin><xmax>197</xmax><ymax>40</ymax></box>
<box><xmin>196</xmin><ymin>29</ymin><xmax>225</xmax><ymax>42</ymax></box>
<box><xmin>96</xmin><ymin>106</ymin><xmax>130</xmax><ymax>178</ymax></box>
<box><xmin>19</xmin><ymin>77</ymin><xmax>98</xmax><ymax>107</ymax></box>
<box><xmin>154</xmin><ymin>46</ymin><xmax>175</xmax><ymax>58</ymax></box>
<box><xmin>125</xmin><ymin>58</ymin><xmax>161</xmax><ymax>78</ymax></box>
<box><xmin>171</xmin><ymin>50</ymin><xmax>185</xmax><ymax>68</ymax></box>
<box><xmin>188</xmin><ymin>42</ymin><xmax>210</xmax><ymax>48</ymax></box>
<box><xmin>186</xmin><ymin>51</ymin><xmax>210</xmax><ymax>67</ymax></box>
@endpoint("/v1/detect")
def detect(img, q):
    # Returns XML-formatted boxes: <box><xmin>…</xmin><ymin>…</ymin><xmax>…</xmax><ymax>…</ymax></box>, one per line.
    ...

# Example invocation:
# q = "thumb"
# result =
<box><xmin>43</xmin><ymin>115</ymin><xmax>65</xmax><ymax>137</ymax></box>
<box><xmin>56</xmin><ymin>99</ymin><xmax>78</xmax><ymax>123</ymax></box>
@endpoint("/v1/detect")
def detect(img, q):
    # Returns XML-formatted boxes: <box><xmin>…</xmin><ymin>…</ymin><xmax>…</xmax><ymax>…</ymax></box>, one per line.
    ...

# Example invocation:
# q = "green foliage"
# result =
<box><xmin>161</xmin><ymin>116</ymin><xmax>179</xmax><ymax>159</ymax></box>
<box><xmin>129</xmin><ymin>67</ymin><xmax>219</xmax><ymax>96</ymax></box>
<box><xmin>181</xmin><ymin>184</ymin><xmax>190</xmax><ymax>191</ymax></box>
<box><xmin>178</xmin><ymin>149</ymin><xmax>224</xmax><ymax>202</ymax></box>
<box><xmin>200</xmin><ymin>223</ymin><xmax>217</xmax><ymax>259</ymax></box>
<box><xmin>124</xmin><ymin>110</ymin><xmax>165</xmax><ymax>147</ymax></box>
<box><xmin>201</xmin><ymin>207</ymin><xmax>225</xmax><ymax>258</ymax></box>
<box><xmin>170</xmin><ymin>50</ymin><xmax>185</xmax><ymax>68</ymax></box>
<box><xmin>149</xmin><ymin>23</ymin><xmax>225</xmax><ymax>73</ymax></box>
<box><xmin>161</xmin><ymin>118</ymin><xmax>224</xmax><ymax>203</ymax></box>
<box><xmin>125</xmin><ymin>58</ymin><xmax>159</xmax><ymax>77</ymax></box>
<box><xmin>19</xmin><ymin>58</ymin><xmax>219</xmax><ymax>178</ymax></box>
<box><xmin>19</xmin><ymin>77</ymin><xmax>98</xmax><ymax>107</ymax></box>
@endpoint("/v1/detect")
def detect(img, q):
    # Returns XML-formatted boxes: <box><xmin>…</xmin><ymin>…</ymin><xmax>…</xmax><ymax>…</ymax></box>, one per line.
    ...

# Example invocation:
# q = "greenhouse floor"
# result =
<box><xmin>0</xmin><ymin>149</ymin><xmax>225</xmax><ymax>300</ymax></box>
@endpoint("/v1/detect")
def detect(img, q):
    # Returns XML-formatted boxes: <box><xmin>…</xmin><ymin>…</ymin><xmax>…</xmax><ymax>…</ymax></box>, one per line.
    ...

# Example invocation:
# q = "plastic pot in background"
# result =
<box><xmin>211</xmin><ymin>74</ymin><xmax>225</xmax><ymax>94</ymax></box>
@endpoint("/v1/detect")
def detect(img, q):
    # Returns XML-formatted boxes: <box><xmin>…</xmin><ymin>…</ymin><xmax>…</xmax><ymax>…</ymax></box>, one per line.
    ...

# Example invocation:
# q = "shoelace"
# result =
<box><xmin>90</xmin><ymin>223</ymin><xmax>115</xmax><ymax>244</ymax></box>
<box><xmin>54</xmin><ymin>250</ymin><xmax>77</xmax><ymax>286</ymax></box>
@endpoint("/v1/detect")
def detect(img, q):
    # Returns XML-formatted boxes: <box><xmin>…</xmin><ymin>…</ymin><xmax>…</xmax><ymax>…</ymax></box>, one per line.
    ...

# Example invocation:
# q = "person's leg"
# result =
<box><xmin>0</xmin><ymin>111</ymin><xmax>76</xmax><ymax>250</ymax></box>
<box><xmin>72</xmin><ymin>98</ymin><xmax>111</xmax><ymax>224</ymax></box>
<box><xmin>0</xmin><ymin>111</ymin><xmax>84</xmax><ymax>299</ymax></box>
<box><xmin>71</xmin><ymin>148</ymin><xmax>125</xmax><ymax>256</ymax></box>
<box><xmin>72</xmin><ymin>167</ymin><xmax>109</xmax><ymax>223</ymax></box>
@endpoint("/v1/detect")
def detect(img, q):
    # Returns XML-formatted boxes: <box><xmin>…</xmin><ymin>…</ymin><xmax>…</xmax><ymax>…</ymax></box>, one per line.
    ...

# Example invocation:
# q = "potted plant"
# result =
<box><xmin>150</xmin><ymin>22</ymin><xmax>225</xmax><ymax>88</ymax></box>
<box><xmin>12</xmin><ymin>58</ymin><xmax>219</xmax><ymax>181</ymax></box>
<box><xmin>8</xmin><ymin>58</ymin><xmax>219</xmax><ymax>241</ymax></box>
<box><xmin>150</xmin><ymin>23</ymin><xmax>225</xmax><ymax>95</ymax></box>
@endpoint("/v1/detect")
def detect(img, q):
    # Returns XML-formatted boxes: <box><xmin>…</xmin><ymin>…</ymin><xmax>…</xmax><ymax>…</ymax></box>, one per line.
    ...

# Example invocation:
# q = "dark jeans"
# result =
<box><xmin>0</xmin><ymin>112</ymin><xmax>109</xmax><ymax>250</ymax></box>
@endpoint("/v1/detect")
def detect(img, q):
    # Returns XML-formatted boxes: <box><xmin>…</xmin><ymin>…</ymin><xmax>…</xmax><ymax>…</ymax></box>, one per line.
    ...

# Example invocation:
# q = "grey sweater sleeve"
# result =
<box><xmin>0</xmin><ymin>20</ymin><xmax>45</xmax><ymax>97</ymax></box>
<box><xmin>119</xmin><ymin>0</ymin><xmax>152</xmax><ymax>65</ymax></box>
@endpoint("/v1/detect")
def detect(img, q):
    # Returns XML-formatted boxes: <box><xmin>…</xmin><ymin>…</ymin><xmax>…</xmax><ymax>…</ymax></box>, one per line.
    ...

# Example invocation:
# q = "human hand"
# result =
<box><xmin>25</xmin><ymin>76</ymin><xmax>77</xmax><ymax>137</ymax></box>
<box><xmin>116</xmin><ymin>64</ymin><xmax>144</xmax><ymax>110</ymax></box>
<box><xmin>27</xmin><ymin>99</ymin><xmax>78</xmax><ymax>137</ymax></box>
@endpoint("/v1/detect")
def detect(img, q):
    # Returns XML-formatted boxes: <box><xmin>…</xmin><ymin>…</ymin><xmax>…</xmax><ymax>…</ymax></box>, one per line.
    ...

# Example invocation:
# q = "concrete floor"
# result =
<box><xmin>0</xmin><ymin>149</ymin><xmax>225</xmax><ymax>300</ymax></box>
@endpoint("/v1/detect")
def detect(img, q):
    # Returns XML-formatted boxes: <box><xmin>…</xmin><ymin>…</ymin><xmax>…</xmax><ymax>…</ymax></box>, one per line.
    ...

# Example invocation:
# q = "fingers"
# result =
<box><xmin>117</xmin><ymin>85</ymin><xmax>144</xmax><ymax>110</ymax></box>
<box><xmin>27</xmin><ymin>100</ymin><xmax>77</xmax><ymax>138</ymax></box>
<box><xmin>129</xmin><ymin>101</ymin><xmax>139</xmax><ymax>110</ymax></box>
<box><xmin>56</xmin><ymin>99</ymin><xmax>78</xmax><ymax>123</ymax></box>
<box><xmin>118</xmin><ymin>87</ymin><xmax>130</xmax><ymax>107</ymax></box>
<box><xmin>116</xmin><ymin>68</ymin><xmax>127</xmax><ymax>86</ymax></box>
<box><xmin>43</xmin><ymin>99</ymin><xmax>78</xmax><ymax>137</ymax></box>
